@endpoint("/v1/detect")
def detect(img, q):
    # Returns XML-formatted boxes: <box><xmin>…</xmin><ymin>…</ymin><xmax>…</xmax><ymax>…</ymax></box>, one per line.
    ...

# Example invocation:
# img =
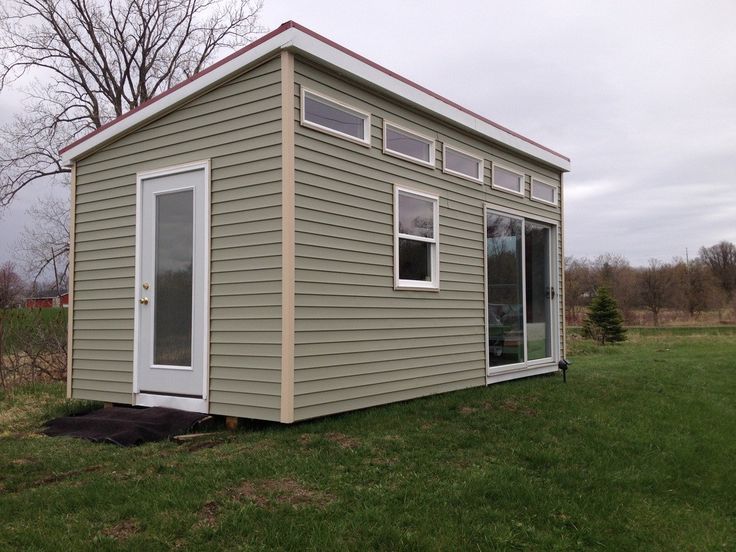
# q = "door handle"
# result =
<box><xmin>545</xmin><ymin>287</ymin><xmax>556</xmax><ymax>300</ymax></box>
<box><xmin>139</xmin><ymin>297</ymin><xmax>149</xmax><ymax>305</ymax></box>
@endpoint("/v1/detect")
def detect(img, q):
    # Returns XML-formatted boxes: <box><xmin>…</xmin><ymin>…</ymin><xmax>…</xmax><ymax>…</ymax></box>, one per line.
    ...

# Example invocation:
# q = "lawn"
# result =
<box><xmin>1</xmin><ymin>329</ymin><xmax>734</xmax><ymax>551</ymax></box>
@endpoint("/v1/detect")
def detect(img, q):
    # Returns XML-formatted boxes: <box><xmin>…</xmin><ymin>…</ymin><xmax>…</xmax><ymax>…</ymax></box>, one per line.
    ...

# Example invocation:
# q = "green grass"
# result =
<box><xmin>1</xmin><ymin>328</ymin><xmax>734</xmax><ymax>550</ymax></box>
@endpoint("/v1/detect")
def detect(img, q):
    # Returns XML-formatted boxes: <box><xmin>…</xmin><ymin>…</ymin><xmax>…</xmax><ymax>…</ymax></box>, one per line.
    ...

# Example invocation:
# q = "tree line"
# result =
<box><xmin>566</xmin><ymin>241</ymin><xmax>736</xmax><ymax>326</ymax></box>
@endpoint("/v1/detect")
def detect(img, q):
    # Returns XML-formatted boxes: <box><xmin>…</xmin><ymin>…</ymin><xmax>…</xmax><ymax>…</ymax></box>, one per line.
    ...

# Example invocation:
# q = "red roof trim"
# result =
<box><xmin>61</xmin><ymin>20</ymin><xmax>569</xmax><ymax>164</ymax></box>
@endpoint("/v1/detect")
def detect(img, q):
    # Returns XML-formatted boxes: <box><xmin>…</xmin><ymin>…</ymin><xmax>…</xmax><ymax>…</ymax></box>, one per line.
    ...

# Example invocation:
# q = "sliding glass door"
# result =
<box><xmin>486</xmin><ymin>210</ymin><xmax>556</xmax><ymax>372</ymax></box>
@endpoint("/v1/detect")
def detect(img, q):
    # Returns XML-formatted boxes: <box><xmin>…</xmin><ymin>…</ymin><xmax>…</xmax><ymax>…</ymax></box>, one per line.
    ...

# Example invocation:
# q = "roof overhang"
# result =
<box><xmin>60</xmin><ymin>21</ymin><xmax>570</xmax><ymax>172</ymax></box>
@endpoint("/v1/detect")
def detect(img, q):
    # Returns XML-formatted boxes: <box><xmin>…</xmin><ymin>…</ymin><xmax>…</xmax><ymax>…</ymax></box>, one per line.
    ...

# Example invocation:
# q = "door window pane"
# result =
<box><xmin>525</xmin><ymin>222</ymin><xmax>552</xmax><ymax>360</ymax></box>
<box><xmin>154</xmin><ymin>190</ymin><xmax>193</xmax><ymax>366</ymax></box>
<box><xmin>487</xmin><ymin>213</ymin><xmax>524</xmax><ymax>366</ymax></box>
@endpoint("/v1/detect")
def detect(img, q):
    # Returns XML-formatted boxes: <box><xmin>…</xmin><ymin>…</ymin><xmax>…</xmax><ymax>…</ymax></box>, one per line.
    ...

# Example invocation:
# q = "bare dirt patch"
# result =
<box><xmin>231</xmin><ymin>478</ymin><xmax>334</xmax><ymax>510</ymax></box>
<box><xmin>483</xmin><ymin>398</ymin><xmax>538</xmax><ymax>417</ymax></box>
<box><xmin>197</xmin><ymin>500</ymin><xmax>221</xmax><ymax>528</ymax></box>
<box><xmin>298</xmin><ymin>433</ymin><xmax>314</xmax><ymax>446</ymax></box>
<box><xmin>181</xmin><ymin>436</ymin><xmax>233</xmax><ymax>453</ymax></box>
<box><xmin>33</xmin><ymin>464</ymin><xmax>103</xmax><ymax>487</ymax></box>
<box><xmin>324</xmin><ymin>432</ymin><xmax>360</xmax><ymax>449</ymax></box>
<box><xmin>101</xmin><ymin>518</ymin><xmax>140</xmax><ymax>540</ymax></box>
<box><xmin>458</xmin><ymin>406</ymin><xmax>478</xmax><ymax>415</ymax></box>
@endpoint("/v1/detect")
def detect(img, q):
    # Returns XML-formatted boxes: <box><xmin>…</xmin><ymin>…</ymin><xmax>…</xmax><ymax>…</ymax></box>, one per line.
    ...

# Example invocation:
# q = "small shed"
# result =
<box><xmin>61</xmin><ymin>21</ymin><xmax>571</xmax><ymax>423</ymax></box>
<box><xmin>25</xmin><ymin>293</ymin><xmax>69</xmax><ymax>309</ymax></box>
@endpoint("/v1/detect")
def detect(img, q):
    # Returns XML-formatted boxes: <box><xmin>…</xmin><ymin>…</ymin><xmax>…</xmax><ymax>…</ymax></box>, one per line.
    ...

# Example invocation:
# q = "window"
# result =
<box><xmin>443</xmin><ymin>145</ymin><xmax>483</xmax><ymax>182</ymax></box>
<box><xmin>395</xmin><ymin>187</ymin><xmax>439</xmax><ymax>289</ymax></box>
<box><xmin>492</xmin><ymin>163</ymin><xmax>524</xmax><ymax>195</ymax></box>
<box><xmin>301</xmin><ymin>89</ymin><xmax>370</xmax><ymax>145</ymax></box>
<box><xmin>531</xmin><ymin>178</ymin><xmax>557</xmax><ymax>205</ymax></box>
<box><xmin>384</xmin><ymin>123</ymin><xmax>435</xmax><ymax>166</ymax></box>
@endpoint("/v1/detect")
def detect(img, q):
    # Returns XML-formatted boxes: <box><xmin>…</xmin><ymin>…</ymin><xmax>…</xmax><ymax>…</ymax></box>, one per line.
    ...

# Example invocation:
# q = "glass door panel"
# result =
<box><xmin>153</xmin><ymin>190</ymin><xmax>194</xmax><ymax>366</ymax></box>
<box><xmin>525</xmin><ymin>222</ymin><xmax>552</xmax><ymax>361</ymax></box>
<box><xmin>486</xmin><ymin>212</ymin><xmax>525</xmax><ymax>367</ymax></box>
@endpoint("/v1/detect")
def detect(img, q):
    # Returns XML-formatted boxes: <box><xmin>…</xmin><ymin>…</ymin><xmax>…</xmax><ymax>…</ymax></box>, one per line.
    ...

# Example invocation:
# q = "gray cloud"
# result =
<box><xmin>1</xmin><ymin>0</ymin><xmax>734</xmax><ymax>268</ymax></box>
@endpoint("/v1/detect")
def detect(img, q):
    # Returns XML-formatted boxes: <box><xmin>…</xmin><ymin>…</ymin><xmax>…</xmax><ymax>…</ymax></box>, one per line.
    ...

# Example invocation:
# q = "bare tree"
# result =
<box><xmin>0</xmin><ymin>0</ymin><xmax>264</xmax><ymax>206</ymax></box>
<box><xmin>15</xmin><ymin>194</ymin><xmax>70</xmax><ymax>290</ymax></box>
<box><xmin>0</xmin><ymin>261</ymin><xmax>25</xmax><ymax>308</ymax></box>
<box><xmin>699</xmin><ymin>241</ymin><xmax>736</xmax><ymax>303</ymax></box>
<box><xmin>564</xmin><ymin>256</ymin><xmax>595</xmax><ymax>324</ymax></box>
<box><xmin>593</xmin><ymin>253</ymin><xmax>637</xmax><ymax>320</ymax></box>
<box><xmin>640</xmin><ymin>259</ymin><xmax>673</xmax><ymax>326</ymax></box>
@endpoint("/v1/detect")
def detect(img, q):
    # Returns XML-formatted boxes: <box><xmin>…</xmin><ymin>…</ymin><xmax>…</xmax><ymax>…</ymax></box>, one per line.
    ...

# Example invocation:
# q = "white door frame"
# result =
<box><xmin>483</xmin><ymin>204</ymin><xmax>560</xmax><ymax>383</ymax></box>
<box><xmin>132</xmin><ymin>160</ymin><xmax>210</xmax><ymax>412</ymax></box>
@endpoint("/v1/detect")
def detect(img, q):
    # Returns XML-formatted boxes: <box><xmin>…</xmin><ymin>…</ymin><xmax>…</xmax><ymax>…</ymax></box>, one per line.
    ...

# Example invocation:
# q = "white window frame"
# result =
<box><xmin>530</xmin><ymin>176</ymin><xmax>558</xmax><ymax>206</ymax></box>
<box><xmin>300</xmin><ymin>88</ymin><xmax>371</xmax><ymax>146</ymax></box>
<box><xmin>394</xmin><ymin>185</ymin><xmax>440</xmax><ymax>290</ymax></box>
<box><xmin>442</xmin><ymin>144</ymin><xmax>484</xmax><ymax>183</ymax></box>
<box><xmin>491</xmin><ymin>162</ymin><xmax>525</xmax><ymax>197</ymax></box>
<box><xmin>383</xmin><ymin>121</ymin><xmax>436</xmax><ymax>168</ymax></box>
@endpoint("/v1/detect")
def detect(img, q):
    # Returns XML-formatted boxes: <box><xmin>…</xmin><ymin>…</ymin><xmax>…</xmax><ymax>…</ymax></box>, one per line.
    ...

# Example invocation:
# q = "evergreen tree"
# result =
<box><xmin>582</xmin><ymin>287</ymin><xmax>627</xmax><ymax>344</ymax></box>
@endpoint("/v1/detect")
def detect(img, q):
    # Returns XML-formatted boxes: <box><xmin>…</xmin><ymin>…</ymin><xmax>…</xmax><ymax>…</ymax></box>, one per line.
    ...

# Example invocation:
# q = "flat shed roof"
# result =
<box><xmin>60</xmin><ymin>21</ymin><xmax>570</xmax><ymax>171</ymax></box>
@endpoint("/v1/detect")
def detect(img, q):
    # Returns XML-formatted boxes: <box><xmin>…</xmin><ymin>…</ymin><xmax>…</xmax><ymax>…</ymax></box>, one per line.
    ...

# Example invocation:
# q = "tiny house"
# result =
<box><xmin>61</xmin><ymin>21</ymin><xmax>571</xmax><ymax>423</ymax></box>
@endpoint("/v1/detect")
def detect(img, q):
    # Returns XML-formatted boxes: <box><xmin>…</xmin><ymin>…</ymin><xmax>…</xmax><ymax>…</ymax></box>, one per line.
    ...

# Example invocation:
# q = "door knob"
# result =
<box><xmin>139</xmin><ymin>297</ymin><xmax>149</xmax><ymax>305</ymax></box>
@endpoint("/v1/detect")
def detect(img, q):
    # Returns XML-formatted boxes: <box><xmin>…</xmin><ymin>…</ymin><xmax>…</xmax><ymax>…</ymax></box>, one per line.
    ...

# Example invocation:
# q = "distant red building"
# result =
<box><xmin>24</xmin><ymin>293</ymin><xmax>69</xmax><ymax>309</ymax></box>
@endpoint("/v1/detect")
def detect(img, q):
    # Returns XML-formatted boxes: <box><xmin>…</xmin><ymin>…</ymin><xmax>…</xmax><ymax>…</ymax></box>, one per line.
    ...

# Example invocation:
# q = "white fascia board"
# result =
<box><xmin>59</xmin><ymin>29</ymin><xmax>301</xmax><ymax>166</ymax></box>
<box><xmin>287</xmin><ymin>32</ymin><xmax>571</xmax><ymax>172</ymax></box>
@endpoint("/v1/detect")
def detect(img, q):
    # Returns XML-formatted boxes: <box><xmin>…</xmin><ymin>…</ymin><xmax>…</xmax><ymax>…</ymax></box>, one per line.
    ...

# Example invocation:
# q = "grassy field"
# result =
<box><xmin>1</xmin><ymin>328</ymin><xmax>734</xmax><ymax>550</ymax></box>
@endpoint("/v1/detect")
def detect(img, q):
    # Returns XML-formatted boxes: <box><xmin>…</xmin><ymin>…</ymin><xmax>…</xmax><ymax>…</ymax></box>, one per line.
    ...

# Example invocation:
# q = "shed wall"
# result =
<box><xmin>292</xmin><ymin>59</ymin><xmax>563</xmax><ymax>420</ymax></box>
<box><xmin>71</xmin><ymin>56</ymin><xmax>284</xmax><ymax>420</ymax></box>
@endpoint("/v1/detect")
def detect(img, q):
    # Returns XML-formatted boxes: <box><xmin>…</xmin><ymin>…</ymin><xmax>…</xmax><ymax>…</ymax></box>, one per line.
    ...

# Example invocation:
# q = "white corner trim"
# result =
<box><xmin>60</xmin><ymin>26</ymin><xmax>570</xmax><ymax>172</ymax></box>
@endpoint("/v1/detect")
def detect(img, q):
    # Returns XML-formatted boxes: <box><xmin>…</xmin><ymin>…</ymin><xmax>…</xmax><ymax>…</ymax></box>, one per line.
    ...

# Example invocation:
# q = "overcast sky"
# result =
<box><xmin>1</xmin><ymin>0</ymin><xmax>734</xmax><ymax>267</ymax></box>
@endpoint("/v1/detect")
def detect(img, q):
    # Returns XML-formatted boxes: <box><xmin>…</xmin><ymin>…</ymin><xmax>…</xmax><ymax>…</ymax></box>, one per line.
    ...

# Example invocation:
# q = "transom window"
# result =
<box><xmin>301</xmin><ymin>89</ymin><xmax>370</xmax><ymax>145</ymax></box>
<box><xmin>443</xmin><ymin>145</ymin><xmax>483</xmax><ymax>182</ymax></box>
<box><xmin>492</xmin><ymin>163</ymin><xmax>525</xmax><ymax>195</ymax></box>
<box><xmin>395</xmin><ymin>187</ymin><xmax>439</xmax><ymax>289</ymax></box>
<box><xmin>384</xmin><ymin>123</ymin><xmax>435</xmax><ymax>166</ymax></box>
<box><xmin>531</xmin><ymin>178</ymin><xmax>557</xmax><ymax>205</ymax></box>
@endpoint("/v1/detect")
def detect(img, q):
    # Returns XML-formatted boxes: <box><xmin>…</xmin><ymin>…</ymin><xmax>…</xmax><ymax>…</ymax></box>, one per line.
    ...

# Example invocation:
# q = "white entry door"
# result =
<box><xmin>135</xmin><ymin>163</ymin><xmax>208</xmax><ymax>407</ymax></box>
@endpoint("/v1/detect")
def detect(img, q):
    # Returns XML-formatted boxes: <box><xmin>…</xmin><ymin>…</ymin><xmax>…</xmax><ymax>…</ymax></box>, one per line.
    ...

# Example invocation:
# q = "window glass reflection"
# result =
<box><xmin>154</xmin><ymin>190</ymin><xmax>193</xmax><ymax>366</ymax></box>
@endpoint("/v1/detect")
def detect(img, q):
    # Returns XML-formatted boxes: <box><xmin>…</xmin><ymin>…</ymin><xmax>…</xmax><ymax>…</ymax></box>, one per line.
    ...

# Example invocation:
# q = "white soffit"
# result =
<box><xmin>60</xmin><ymin>24</ymin><xmax>570</xmax><ymax>171</ymax></box>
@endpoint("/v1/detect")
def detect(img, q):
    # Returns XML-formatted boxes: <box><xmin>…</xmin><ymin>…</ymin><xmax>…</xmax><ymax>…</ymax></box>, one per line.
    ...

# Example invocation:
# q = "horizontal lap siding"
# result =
<box><xmin>292</xmin><ymin>59</ymin><xmax>564</xmax><ymax>421</ymax></box>
<box><xmin>72</xmin><ymin>57</ymin><xmax>283</xmax><ymax>419</ymax></box>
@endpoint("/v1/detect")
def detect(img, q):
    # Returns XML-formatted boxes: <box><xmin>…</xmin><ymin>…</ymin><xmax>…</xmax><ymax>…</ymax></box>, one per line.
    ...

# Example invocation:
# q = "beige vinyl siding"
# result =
<box><xmin>292</xmin><ymin>58</ymin><xmax>563</xmax><ymax>421</ymax></box>
<box><xmin>71</xmin><ymin>56</ymin><xmax>283</xmax><ymax>419</ymax></box>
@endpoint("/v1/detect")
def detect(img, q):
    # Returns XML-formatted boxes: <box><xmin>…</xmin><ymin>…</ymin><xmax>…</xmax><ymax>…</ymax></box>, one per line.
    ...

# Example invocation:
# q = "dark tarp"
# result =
<box><xmin>43</xmin><ymin>406</ymin><xmax>209</xmax><ymax>446</ymax></box>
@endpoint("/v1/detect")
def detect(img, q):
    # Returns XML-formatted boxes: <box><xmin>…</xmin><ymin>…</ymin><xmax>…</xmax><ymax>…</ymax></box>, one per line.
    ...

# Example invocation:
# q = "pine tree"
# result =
<box><xmin>582</xmin><ymin>287</ymin><xmax>627</xmax><ymax>344</ymax></box>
